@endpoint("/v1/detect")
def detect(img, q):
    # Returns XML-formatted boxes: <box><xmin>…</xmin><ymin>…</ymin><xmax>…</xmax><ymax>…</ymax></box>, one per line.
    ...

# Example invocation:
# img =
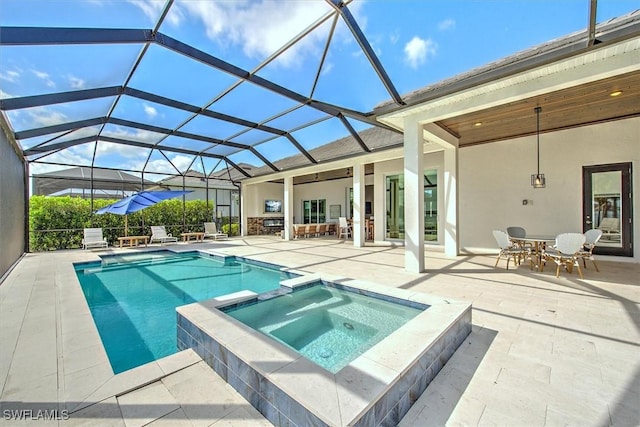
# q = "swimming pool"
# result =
<box><xmin>224</xmin><ymin>285</ymin><xmax>423</xmax><ymax>373</ymax></box>
<box><xmin>75</xmin><ymin>251</ymin><xmax>288</xmax><ymax>373</ymax></box>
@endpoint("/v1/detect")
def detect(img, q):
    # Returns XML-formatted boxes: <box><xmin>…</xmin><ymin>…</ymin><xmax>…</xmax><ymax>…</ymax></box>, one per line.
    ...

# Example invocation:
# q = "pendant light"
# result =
<box><xmin>531</xmin><ymin>106</ymin><xmax>546</xmax><ymax>188</ymax></box>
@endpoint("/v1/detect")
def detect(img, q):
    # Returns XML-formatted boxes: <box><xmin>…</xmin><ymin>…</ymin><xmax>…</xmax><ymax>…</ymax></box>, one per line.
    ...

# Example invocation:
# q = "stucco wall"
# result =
<box><xmin>240</xmin><ymin>118</ymin><xmax>638</xmax><ymax>262</ymax></box>
<box><xmin>244</xmin><ymin>179</ymin><xmax>357</xmax><ymax>224</ymax></box>
<box><xmin>0</xmin><ymin>128</ymin><xmax>26</xmax><ymax>280</ymax></box>
<box><xmin>459</xmin><ymin>117</ymin><xmax>639</xmax><ymax>262</ymax></box>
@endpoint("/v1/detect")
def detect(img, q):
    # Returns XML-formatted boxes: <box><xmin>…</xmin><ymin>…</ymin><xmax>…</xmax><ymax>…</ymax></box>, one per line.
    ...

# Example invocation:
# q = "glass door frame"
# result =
<box><xmin>384</xmin><ymin>168</ymin><xmax>440</xmax><ymax>243</ymax></box>
<box><xmin>582</xmin><ymin>162</ymin><xmax>633</xmax><ymax>257</ymax></box>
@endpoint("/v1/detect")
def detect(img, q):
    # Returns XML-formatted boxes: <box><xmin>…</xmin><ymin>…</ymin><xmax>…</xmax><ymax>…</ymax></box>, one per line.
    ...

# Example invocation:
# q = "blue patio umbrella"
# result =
<box><xmin>95</xmin><ymin>190</ymin><xmax>191</xmax><ymax>236</ymax></box>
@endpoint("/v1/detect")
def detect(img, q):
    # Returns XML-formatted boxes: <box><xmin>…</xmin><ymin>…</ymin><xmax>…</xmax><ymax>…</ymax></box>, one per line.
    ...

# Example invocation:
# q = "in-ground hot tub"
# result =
<box><xmin>177</xmin><ymin>272</ymin><xmax>471</xmax><ymax>426</ymax></box>
<box><xmin>224</xmin><ymin>284</ymin><xmax>424</xmax><ymax>374</ymax></box>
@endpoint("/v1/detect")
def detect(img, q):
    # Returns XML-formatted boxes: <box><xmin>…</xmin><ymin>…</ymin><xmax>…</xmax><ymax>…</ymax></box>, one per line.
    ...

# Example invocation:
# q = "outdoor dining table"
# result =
<box><xmin>511</xmin><ymin>234</ymin><xmax>556</xmax><ymax>272</ymax></box>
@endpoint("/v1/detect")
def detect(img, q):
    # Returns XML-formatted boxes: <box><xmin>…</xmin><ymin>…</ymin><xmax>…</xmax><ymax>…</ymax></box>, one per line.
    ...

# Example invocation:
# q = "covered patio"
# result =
<box><xmin>1</xmin><ymin>237</ymin><xmax>638</xmax><ymax>425</ymax></box>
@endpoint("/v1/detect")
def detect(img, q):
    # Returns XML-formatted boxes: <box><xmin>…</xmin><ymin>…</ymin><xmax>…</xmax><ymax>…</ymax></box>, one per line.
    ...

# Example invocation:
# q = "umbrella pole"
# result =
<box><xmin>125</xmin><ymin>215</ymin><xmax>128</xmax><ymax>237</ymax></box>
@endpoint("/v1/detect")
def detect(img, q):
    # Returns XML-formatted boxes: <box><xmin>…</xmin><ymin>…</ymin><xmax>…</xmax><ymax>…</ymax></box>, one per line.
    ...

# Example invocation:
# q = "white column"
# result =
<box><xmin>283</xmin><ymin>176</ymin><xmax>293</xmax><ymax>240</ymax></box>
<box><xmin>404</xmin><ymin>116</ymin><xmax>424</xmax><ymax>273</ymax></box>
<box><xmin>423</xmin><ymin>123</ymin><xmax>459</xmax><ymax>257</ymax></box>
<box><xmin>352</xmin><ymin>162</ymin><xmax>365</xmax><ymax>247</ymax></box>
<box><xmin>240</xmin><ymin>184</ymin><xmax>247</xmax><ymax>236</ymax></box>
<box><xmin>443</xmin><ymin>146</ymin><xmax>459</xmax><ymax>256</ymax></box>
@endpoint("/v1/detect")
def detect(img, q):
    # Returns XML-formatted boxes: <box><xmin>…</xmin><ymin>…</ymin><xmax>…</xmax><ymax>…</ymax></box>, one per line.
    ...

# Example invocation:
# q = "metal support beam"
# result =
<box><xmin>249</xmin><ymin>147</ymin><xmax>279</xmax><ymax>171</ymax></box>
<box><xmin>284</xmin><ymin>134</ymin><xmax>317</xmax><ymax>164</ymax></box>
<box><xmin>107</xmin><ymin>117</ymin><xmax>249</xmax><ymax>150</ymax></box>
<box><xmin>0</xmin><ymin>27</ymin><xmax>153</xmax><ymax>45</ymax></box>
<box><xmin>0</xmin><ymin>86</ymin><xmax>122</xmax><ymax>110</ymax></box>
<box><xmin>125</xmin><ymin>88</ymin><xmax>288</xmax><ymax>135</ymax></box>
<box><xmin>156</xmin><ymin>33</ymin><xmax>309</xmax><ymax>105</ymax></box>
<box><xmin>338</xmin><ymin>115</ymin><xmax>370</xmax><ymax>152</ymax></box>
<box><xmin>15</xmin><ymin>117</ymin><xmax>106</xmax><ymax>140</ymax></box>
<box><xmin>588</xmin><ymin>0</ymin><xmax>598</xmax><ymax>46</ymax></box>
<box><xmin>325</xmin><ymin>0</ymin><xmax>404</xmax><ymax>105</ymax></box>
<box><xmin>23</xmin><ymin>135</ymin><xmax>250</xmax><ymax>178</ymax></box>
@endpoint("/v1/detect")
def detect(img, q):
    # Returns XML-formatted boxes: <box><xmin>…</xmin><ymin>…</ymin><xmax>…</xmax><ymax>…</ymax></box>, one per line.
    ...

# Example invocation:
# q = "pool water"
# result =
<box><xmin>225</xmin><ymin>285</ymin><xmax>423</xmax><ymax>373</ymax></box>
<box><xmin>75</xmin><ymin>252</ymin><xmax>285</xmax><ymax>373</ymax></box>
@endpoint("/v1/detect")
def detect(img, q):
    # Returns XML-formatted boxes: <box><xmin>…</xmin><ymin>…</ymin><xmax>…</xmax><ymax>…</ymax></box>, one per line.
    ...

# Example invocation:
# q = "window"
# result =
<box><xmin>302</xmin><ymin>199</ymin><xmax>326</xmax><ymax>223</ymax></box>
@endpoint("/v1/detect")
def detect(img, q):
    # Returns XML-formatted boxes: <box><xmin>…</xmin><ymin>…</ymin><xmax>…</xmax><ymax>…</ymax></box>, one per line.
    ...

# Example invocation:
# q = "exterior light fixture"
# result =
<box><xmin>609</xmin><ymin>90</ymin><xmax>623</xmax><ymax>97</ymax></box>
<box><xmin>531</xmin><ymin>106</ymin><xmax>546</xmax><ymax>188</ymax></box>
<box><xmin>474</xmin><ymin>121</ymin><xmax>483</xmax><ymax>127</ymax></box>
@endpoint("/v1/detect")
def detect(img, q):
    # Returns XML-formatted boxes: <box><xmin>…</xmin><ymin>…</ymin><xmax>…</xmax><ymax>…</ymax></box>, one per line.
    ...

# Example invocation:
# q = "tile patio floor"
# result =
<box><xmin>1</xmin><ymin>236</ymin><xmax>638</xmax><ymax>426</ymax></box>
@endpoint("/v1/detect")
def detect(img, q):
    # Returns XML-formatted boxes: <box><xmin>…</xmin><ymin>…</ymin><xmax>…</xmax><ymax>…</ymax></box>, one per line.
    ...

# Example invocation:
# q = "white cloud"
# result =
<box><xmin>126</xmin><ymin>0</ymin><xmax>182</xmax><ymax>26</ymax></box>
<box><xmin>320</xmin><ymin>62</ymin><xmax>334</xmax><ymax>76</ymax></box>
<box><xmin>167</xmin><ymin>0</ymin><xmax>341</xmax><ymax>68</ymax></box>
<box><xmin>389</xmin><ymin>31</ymin><xmax>400</xmax><ymax>45</ymax></box>
<box><xmin>27</xmin><ymin>108</ymin><xmax>68</xmax><ymax>128</ymax></box>
<box><xmin>143</xmin><ymin>103</ymin><xmax>158</xmax><ymax>119</ymax></box>
<box><xmin>143</xmin><ymin>154</ymin><xmax>194</xmax><ymax>174</ymax></box>
<box><xmin>29</xmin><ymin>147</ymin><xmax>93</xmax><ymax>172</ymax></box>
<box><xmin>438</xmin><ymin>19</ymin><xmax>456</xmax><ymax>31</ymax></box>
<box><xmin>68</xmin><ymin>76</ymin><xmax>86</xmax><ymax>89</ymax></box>
<box><xmin>32</xmin><ymin>69</ymin><xmax>55</xmax><ymax>88</ymax></box>
<box><xmin>404</xmin><ymin>36</ymin><xmax>437</xmax><ymax>69</ymax></box>
<box><xmin>102</xmin><ymin>125</ymin><xmax>163</xmax><ymax>145</ymax></box>
<box><xmin>93</xmin><ymin>140</ymin><xmax>149</xmax><ymax>159</ymax></box>
<box><xmin>0</xmin><ymin>70</ymin><xmax>20</xmax><ymax>83</ymax></box>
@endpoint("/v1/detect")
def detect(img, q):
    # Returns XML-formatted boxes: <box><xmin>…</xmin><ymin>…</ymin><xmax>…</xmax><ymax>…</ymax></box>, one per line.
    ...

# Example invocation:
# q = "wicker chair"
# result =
<box><xmin>544</xmin><ymin>233</ymin><xmax>587</xmax><ymax>278</ymax></box>
<box><xmin>492</xmin><ymin>229</ymin><xmax>529</xmax><ymax>270</ymax></box>
<box><xmin>576</xmin><ymin>229</ymin><xmax>603</xmax><ymax>271</ymax></box>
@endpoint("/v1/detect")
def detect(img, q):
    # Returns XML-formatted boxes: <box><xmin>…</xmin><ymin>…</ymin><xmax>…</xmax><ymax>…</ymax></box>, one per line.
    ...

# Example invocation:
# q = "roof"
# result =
<box><xmin>31</xmin><ymin>166</ymin><xmax>154</xmax><ymax>196</ymax></box>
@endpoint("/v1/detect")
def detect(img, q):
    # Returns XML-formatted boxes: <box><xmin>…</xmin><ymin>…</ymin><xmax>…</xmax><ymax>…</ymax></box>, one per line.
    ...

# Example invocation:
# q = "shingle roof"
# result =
<box><xmin>375</xmin><ymin>9</ymin><xmax>640</xmax><ymax>113</ymax></box>
<box><xmin>242</xmin><ymin>126</ymin><xmax>403</xmax><ymax>180</ymax></box>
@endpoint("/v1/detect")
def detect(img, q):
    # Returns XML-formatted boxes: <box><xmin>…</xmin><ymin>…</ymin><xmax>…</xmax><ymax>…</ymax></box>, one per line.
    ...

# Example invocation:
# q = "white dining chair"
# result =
<box><xmin>577</xmin><ymin>229</ymin><xmax>603</xmax><ymax>271</ymax></box>
<box><xmin>492</xmin><ymin>230</ymin><xmax>529</xmax><ymax>270</ymax></box>
<box><xmin>544</xmin><ymin>233</ymin><xmax>587</xmax><ymax>278</ymax></box>
<box><xmin>338</xmin><ymin>217</ymin><xmax>352</xmax><ymax>239</ymax></box>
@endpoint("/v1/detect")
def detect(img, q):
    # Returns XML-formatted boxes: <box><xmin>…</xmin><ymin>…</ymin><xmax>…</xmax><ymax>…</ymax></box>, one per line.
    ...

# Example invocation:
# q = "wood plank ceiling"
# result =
<box><xmin>438</xmin><ymin>70</ymin><xmax>640</xmax><ymax>146</ymax></box>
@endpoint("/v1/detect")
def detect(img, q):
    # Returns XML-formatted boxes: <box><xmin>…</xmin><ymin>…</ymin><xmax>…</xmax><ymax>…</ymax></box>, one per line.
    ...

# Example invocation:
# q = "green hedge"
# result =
<box><xmin>29</xmin><ymin>196</ymin><xmax>238</xmax><ymax>251</ymax></box>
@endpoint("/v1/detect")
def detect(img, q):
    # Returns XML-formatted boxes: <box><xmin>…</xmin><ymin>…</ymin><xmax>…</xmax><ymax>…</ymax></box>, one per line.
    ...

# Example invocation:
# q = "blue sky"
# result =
<box><xmin>1</xmin><ymin>0</ymin><xmax>638</xmax><ymax>179</ymax></box>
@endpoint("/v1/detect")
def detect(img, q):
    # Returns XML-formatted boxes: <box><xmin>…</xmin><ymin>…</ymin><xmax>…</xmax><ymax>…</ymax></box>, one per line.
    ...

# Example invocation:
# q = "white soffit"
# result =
<box><xmin>378</xmin><ymin>37</ymin><xmax>640</xmax><ymax>130</ymax></box>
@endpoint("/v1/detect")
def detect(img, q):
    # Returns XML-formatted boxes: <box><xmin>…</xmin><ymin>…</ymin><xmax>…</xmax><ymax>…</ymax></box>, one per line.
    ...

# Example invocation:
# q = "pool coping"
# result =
<box><xmin>176</xmin><ymin>272</ymin><xmax>472</xmax><ymax>426</ymax></box>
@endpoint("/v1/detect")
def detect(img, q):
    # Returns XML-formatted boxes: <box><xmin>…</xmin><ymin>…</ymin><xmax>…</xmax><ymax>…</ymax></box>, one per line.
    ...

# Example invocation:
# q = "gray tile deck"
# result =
<box><xmin>1</xmin><ymin>236</ymin><xmax>638</xmax><ymax>426</ymax></box>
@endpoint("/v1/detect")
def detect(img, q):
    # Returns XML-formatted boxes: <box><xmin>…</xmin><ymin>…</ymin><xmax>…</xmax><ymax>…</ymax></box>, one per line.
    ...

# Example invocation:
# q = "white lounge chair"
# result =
<box><xmin>203</xmin><ymin>222</ymin><xmax>228</xmax><ymax>240</ymax></box>
<box><xmin>82</xmin><ymin>228</ymin><xmax>108</xmax><ymax>250</ymax></box>
<box><xmin>150</xmin><ymin>226</ymin><xmax>178</xmax><ymax>245</ymax></box>
<box><xmin>597</xmin><ymin>217</ymin><xmax>620</xmax><ymax>241</ymax></box>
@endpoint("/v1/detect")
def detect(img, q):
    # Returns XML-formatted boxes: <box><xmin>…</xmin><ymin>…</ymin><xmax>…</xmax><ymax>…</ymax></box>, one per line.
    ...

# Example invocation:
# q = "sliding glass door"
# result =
<box><xmin>386</xmin><ymin>174</ymin><xmax>404</xmax><ymax>239</ymax></box>
<box><xmin>385</xmin><ymin>169</ymin><xmax>438</xmax><ymax>241</ymax></box>
<box><xmin>424</xmin><ymin>170</ymin><xmax>438</xmax><ymax>242</ymax></box>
